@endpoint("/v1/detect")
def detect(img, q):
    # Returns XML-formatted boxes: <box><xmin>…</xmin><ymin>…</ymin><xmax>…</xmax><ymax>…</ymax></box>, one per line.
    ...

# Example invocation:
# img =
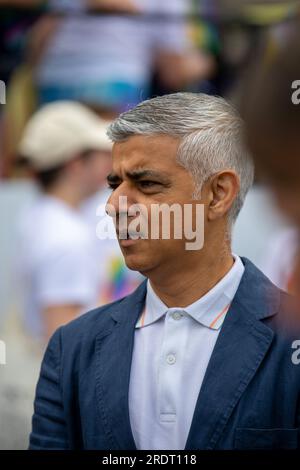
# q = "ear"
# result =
<box><xmin>207</xmin><ymin>170</ymin><xmax>240</xmax><ymax>221</ymax></box>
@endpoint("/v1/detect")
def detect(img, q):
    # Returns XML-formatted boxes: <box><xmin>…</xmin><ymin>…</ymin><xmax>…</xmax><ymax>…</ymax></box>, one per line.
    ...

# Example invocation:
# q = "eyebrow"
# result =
<box><xmin>107</xmin><ymin>173</ymin><xmax>121</xmax><ymax>184</ymax></box>
<box><xmin>107</xmin><ymin>169</ymin><xmax>170</xmax><ymax>184</ymax></box>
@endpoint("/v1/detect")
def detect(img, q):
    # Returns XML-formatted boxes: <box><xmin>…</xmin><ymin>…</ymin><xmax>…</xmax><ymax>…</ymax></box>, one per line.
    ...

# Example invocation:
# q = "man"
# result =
<box><xmin>30</xmin><ymin>93</ymin><xmax>300</xmax><ymax>450</ymax></box>
<box><xmin>17</xmin><ymin>101</ymin><xmax>112</xmax><ymax>341</ymax></box>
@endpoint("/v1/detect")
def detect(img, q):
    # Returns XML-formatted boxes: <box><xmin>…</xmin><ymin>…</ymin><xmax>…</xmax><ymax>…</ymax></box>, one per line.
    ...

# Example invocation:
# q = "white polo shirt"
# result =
<box><xmin>128</xmin><ymin>254</ymin><xmax>245</xmax><ymax>450</ymax></box>
<box><xmin>17</xmin><ymin>194</ymin><xmax>100</xmax><ymax>339</ymax></box>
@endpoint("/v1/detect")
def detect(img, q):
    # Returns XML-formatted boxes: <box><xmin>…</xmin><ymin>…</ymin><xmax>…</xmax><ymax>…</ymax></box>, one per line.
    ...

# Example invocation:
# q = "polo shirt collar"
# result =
<box><xmin>135</xmin><ymin>254</ymin><xmax>245</xmax><ymax>330</ymax></box>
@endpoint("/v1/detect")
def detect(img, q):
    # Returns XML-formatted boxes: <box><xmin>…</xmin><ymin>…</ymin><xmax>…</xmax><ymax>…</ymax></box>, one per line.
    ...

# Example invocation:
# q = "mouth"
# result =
<box><xmin>116</xmin><ymin>229</ymin><xmax>144</xmax><ymax>247</ymax></box>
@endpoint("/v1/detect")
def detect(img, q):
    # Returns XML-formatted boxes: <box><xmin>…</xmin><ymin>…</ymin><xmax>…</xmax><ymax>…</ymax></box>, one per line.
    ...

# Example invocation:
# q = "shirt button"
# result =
<box><xmin>166</xmin><ymin>353</ymin><xmax>176</xmax><ymax>365</ymax></box>
<box><xmin>172</xmin><ymin>311</ymin><xmax>183</xmax><ymax>320</ymax></box>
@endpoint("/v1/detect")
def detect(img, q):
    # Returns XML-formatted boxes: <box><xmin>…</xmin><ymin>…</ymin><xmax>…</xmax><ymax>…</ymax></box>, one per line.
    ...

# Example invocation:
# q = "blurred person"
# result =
<box><xmin>17</xmin><ymin>101</ymin><xmax>112</xmax><ymax>341</ymax></box>
<box><xmin>232</xmin><ymin>182</ymin><xmax>288</xmax><ymax>271</ymax></box>
<box><xmin>242</xmin><ymin>22</ymin><xmax>300</xmax><ymax>294</ymax></box>
<box><xmin>30</xmin><ymin>93</ymin><xmax>300</xmax><ymax>450</ymax></box>
<box><xmin>262</xmin><ymin>227</ymin><xmax>299</xmax><ymax>293</ymax></box>
<box><xmin>242</xmin><ymin>22</ymin><xmax>300</xmax><ymax>224</ymax></box>
<box><xmin>32</xmin><ymin>0</ymin><xmax>213</xmax><ymax>116</ymax></box>
<box><xmin>0</xmin><ymin>0</ymin><xmax>46</xmax><ymax>177</ymax></box>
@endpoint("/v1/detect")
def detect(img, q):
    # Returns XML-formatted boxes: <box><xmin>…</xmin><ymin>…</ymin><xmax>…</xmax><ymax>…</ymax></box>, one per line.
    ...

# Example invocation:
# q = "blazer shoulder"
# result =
<box><xmin>58</xmin><ymin>295</ymin><xmax>128</xmax><ymax>345</ymax></box>
<box><xmin>49</xmin><ymin>280</ymin><xmax>147</xmax><ymax>360</ymax></box>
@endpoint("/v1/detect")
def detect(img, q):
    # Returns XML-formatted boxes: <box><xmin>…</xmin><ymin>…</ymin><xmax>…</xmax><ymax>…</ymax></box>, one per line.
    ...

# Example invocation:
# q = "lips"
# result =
<box><xmin>116</xmin><ymin>229</ymin><xmax>145</xmax><ymax>249</ymax></box>
<box><xmin>116</xmin><ymin>228</ymin><xmax>143</xmax><ymax>240</ymax></box>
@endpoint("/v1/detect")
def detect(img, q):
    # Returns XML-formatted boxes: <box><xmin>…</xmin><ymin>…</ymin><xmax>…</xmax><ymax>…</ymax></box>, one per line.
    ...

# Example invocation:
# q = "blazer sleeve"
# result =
<box><xmin>29</xmin><ymin>327</ymin><xmax>69</xmax><ymax>449</ymax></box>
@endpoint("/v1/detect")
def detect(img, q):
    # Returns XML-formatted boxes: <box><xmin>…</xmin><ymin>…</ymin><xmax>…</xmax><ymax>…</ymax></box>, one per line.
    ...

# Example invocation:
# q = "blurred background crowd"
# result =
<box><xmin>0</xmin><ymin>0</ymin><xmax>300</xmax><ymax>449</ymax></box>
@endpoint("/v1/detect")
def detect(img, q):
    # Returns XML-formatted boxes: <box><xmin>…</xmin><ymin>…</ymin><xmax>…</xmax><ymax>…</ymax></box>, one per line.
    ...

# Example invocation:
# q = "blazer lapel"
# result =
<box><xmin>95</xmin><ymin>280</ymin><xmax>147</xmax><ymax>450</ymax></box>
<box><xmin>184</xmin><ymin>258</ymin><xmax>280</xmax><ymax>450</ymax></box>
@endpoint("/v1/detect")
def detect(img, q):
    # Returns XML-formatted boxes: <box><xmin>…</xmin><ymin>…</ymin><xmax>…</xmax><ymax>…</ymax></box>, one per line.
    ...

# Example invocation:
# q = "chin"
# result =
<box><xmin>122</xmin><ymin>251</ymin><xmax>154</xmax><ymax>274</ymax></box>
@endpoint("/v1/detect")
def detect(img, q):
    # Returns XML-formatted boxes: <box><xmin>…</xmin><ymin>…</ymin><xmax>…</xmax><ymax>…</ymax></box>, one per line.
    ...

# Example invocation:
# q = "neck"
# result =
<box><xmin>148</xmin><ymin>245</ymin><xmax>234</xmax><ymax>308</ymax></box>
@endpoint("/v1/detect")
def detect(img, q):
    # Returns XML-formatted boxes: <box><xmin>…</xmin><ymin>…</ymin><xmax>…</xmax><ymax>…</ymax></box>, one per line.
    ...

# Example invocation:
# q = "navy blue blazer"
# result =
<box><xmin>29</xmin><ymin>258</ymin><xmax>300</xmax><ymax>450</ymax></box>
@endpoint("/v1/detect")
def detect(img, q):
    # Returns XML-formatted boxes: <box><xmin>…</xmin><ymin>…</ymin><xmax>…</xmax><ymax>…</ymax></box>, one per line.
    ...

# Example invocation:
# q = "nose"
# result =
<box><xmin>105</xmin><ymin>182</ymin><xmax>135</xmax><ymax>218</ymax></box>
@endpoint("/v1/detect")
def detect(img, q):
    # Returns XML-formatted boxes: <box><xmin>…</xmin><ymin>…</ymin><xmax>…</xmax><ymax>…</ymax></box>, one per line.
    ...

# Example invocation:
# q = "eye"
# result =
<box><xmin>107</xmin><ymin>182</ymin><xmax>120</xmax><ymax>191</ymax></box>
<box><xmin>138</xmin><ymin>180</ymin><xmax>159</xmax><ymax>189</ymax></box>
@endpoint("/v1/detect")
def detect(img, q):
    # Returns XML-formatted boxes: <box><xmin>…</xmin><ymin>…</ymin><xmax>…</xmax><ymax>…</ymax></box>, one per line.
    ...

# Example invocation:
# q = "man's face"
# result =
<box><xmin>106</xmin><ymin>135</ymin><xmax>207</xmax><ymax>276</ymax></box>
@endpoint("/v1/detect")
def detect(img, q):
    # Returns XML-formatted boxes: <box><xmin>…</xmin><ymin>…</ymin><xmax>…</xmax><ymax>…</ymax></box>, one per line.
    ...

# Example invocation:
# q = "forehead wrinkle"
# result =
<box><xmin>111</xmin><ymin>137</ymin><xmax>184</xmax><ymax>181</ymax></box>
<box><xmin>112</xmin><ymin>135</ymin><xmax>179</xmax><ymax>164</ymax></box>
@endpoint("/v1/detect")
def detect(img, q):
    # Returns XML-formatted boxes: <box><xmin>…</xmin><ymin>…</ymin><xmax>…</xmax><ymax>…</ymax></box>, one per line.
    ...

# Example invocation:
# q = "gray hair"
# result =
<box><xmin>107</xmin><ymin>92</ymin><xmax>254</xmax><ymax>223</ymax></box>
